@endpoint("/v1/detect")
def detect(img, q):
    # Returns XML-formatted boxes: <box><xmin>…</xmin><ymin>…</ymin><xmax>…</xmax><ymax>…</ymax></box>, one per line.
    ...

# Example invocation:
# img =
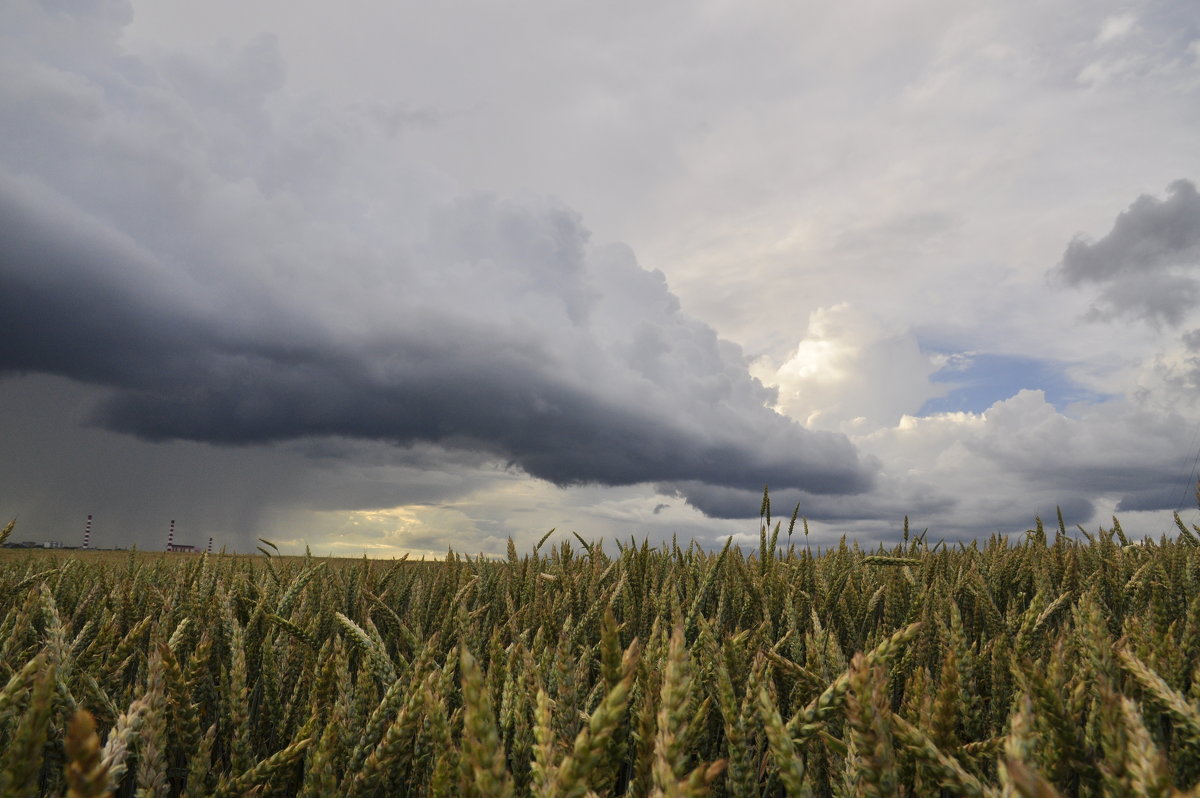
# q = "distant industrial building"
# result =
<box><xmin>166</xmin><ymin>520</ymin><xmax>205</xmax><ymax>553</ymax></box>
<box><xmin>2</xmin><ymin>516</ymin><xmax>215</xmax><ymax>553</ymax></box>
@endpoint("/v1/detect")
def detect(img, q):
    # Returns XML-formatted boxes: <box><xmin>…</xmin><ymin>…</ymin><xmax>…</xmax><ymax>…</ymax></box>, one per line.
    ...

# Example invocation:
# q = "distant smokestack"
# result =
<box><xmin>207</xmin><ymin>536</ymin><xmax>213</xmax><ymax>554</ymax></box>
<box><xmin>167</xmin><ymin>520</ymin><xmax>174</xmax><ymax>552</ymax></box>
<box><xmin>82</xmin><ymin>515</ymin><xmax>91</xmax><ymax>550</ymax></box>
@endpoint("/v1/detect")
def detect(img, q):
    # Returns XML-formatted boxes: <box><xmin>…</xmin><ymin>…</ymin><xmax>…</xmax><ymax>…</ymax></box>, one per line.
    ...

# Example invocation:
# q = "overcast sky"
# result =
<box><xmin>2</xmin><ymin>0</ymin><xmax>1199</xmax><ymax>556</ymax></box>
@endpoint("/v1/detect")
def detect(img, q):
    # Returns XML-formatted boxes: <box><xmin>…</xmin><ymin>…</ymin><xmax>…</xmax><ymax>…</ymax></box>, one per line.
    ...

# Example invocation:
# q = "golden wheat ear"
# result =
<box><xmin>64</xmin><ymin>710</ymin><xmax>111</xmax><ymax>798</ymax></box>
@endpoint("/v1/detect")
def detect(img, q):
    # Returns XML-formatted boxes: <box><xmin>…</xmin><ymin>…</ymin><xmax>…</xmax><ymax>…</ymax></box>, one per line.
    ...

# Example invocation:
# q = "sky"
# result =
<box><xmin>2</xmin><ymin>0</ymin><xmax>1199</xmax><ymax>556</ymax></box>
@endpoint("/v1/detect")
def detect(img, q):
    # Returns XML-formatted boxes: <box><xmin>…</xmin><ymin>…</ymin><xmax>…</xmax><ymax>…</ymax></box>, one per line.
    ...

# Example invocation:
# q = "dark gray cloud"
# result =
<box><xmin>658</xmin><ymin>480</ymin><xmax>957</xmax><ymax>523</ymax></box>
<box><xmin>0</xmin><ymin>179</ymin><xmax>874</xmax><ymax>498</ymax></box>
<box><xmin>0</xmin><ymin>1</ymin><xmax>876</xmax><ymax>520</ymax></box>
<box><xmin>0</xmin><ymin>374</ymin><xmax>507</xmax><ymax>547</ymax></box>
<box><xmin>1058</xmin><ymin>179</ymin><xmax>1200</xmax><ymax>326</ymax></box>
<box><xmin>1115</xmin><ymin>484</ymin><xmax>1192</xmax><ymax>514</ymax></box>
<box><xmin>660</xmin><ymin>476</ymin><xmax>1096</xmax><ymax>538</ymax></box>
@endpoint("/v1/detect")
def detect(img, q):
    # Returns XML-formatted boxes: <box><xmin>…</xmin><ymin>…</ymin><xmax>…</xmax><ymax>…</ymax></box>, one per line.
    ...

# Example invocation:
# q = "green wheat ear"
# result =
<box><xmin>0</xmin><ymin>655</ymin><xmax>56</xmax><ymax>798</ymax></box>
<box><xmin>5</xmin><ymin>496</ymin><xmax>1200</xmax><ymax>796</ymax></box>
<box><xmin>459</xmin><ymin>644</ymin><xmax>514</xmax><ymax>798</ymax></box>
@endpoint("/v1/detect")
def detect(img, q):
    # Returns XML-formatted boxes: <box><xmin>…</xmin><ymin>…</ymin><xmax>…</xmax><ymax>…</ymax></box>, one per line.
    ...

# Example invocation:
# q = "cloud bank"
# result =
<box><xmin>0</xmin><ymin>0</ymin><xmax>875</xmax><ymax>517</ymax></box>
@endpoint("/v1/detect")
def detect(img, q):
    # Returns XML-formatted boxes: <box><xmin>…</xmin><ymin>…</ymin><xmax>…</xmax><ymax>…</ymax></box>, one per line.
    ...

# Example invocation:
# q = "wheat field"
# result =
<box><xmin>3</xmin><ymin>498</ymin><xmax>1200</xmax><ymax>797</ymax></box>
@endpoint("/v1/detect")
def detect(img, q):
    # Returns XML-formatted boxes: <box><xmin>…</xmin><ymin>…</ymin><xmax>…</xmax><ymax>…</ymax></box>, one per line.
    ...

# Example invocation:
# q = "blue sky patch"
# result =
<box><xmin>918</xmin><ymin>352</ymin><xmax>1112</xmax><ymax>416</ymax></box>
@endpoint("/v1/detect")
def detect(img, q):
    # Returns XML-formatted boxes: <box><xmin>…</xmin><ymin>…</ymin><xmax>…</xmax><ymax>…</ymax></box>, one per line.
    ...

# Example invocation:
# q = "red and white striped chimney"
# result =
<box><xmin>82</xmin><ymin>515</ymin><xmax>92</xmax><ymax>550</ymax></box>
<box><xmin>167</xmin><ymin>520</ymin><xmax>175</xmax><ymax>552</ymax></box>
<box><xmin>207</xmin><ymin>536</ymin><xmax>213</xmax><ymax>554</ymax></box>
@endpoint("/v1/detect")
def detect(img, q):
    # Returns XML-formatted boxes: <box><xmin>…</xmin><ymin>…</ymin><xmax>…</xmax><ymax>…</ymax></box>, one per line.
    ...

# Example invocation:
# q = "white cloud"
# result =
<box><xmin>753</xmin><ymin>304</ymin><xmax>942</xmax><ymax>432</ymax></box>
<box><xmin>1096</xmin><ymin>13</ymin><xmax>1138</xmax><ymax>45</ymax></box>
<box><xmin>847</xmin><ymin>387</ymin><xmax>1198</xmax><ymax>537</ymax></box>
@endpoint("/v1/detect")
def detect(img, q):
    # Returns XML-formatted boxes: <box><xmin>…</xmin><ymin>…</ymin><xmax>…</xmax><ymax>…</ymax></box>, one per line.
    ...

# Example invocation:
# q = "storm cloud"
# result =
<box><xmin>0</xmin><ymin>1</ymin><xmax>875</xmax><ymax>512</ymax></box>
<box><xmin>4</xmin><ymin>0</ymin><xmax>1199</xmax><ymax>552</ymax></box>
<box><xmin>1058</xmin><ymin>180</ymin><xmax>1200</xmax><ymax>326</ymax></box>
